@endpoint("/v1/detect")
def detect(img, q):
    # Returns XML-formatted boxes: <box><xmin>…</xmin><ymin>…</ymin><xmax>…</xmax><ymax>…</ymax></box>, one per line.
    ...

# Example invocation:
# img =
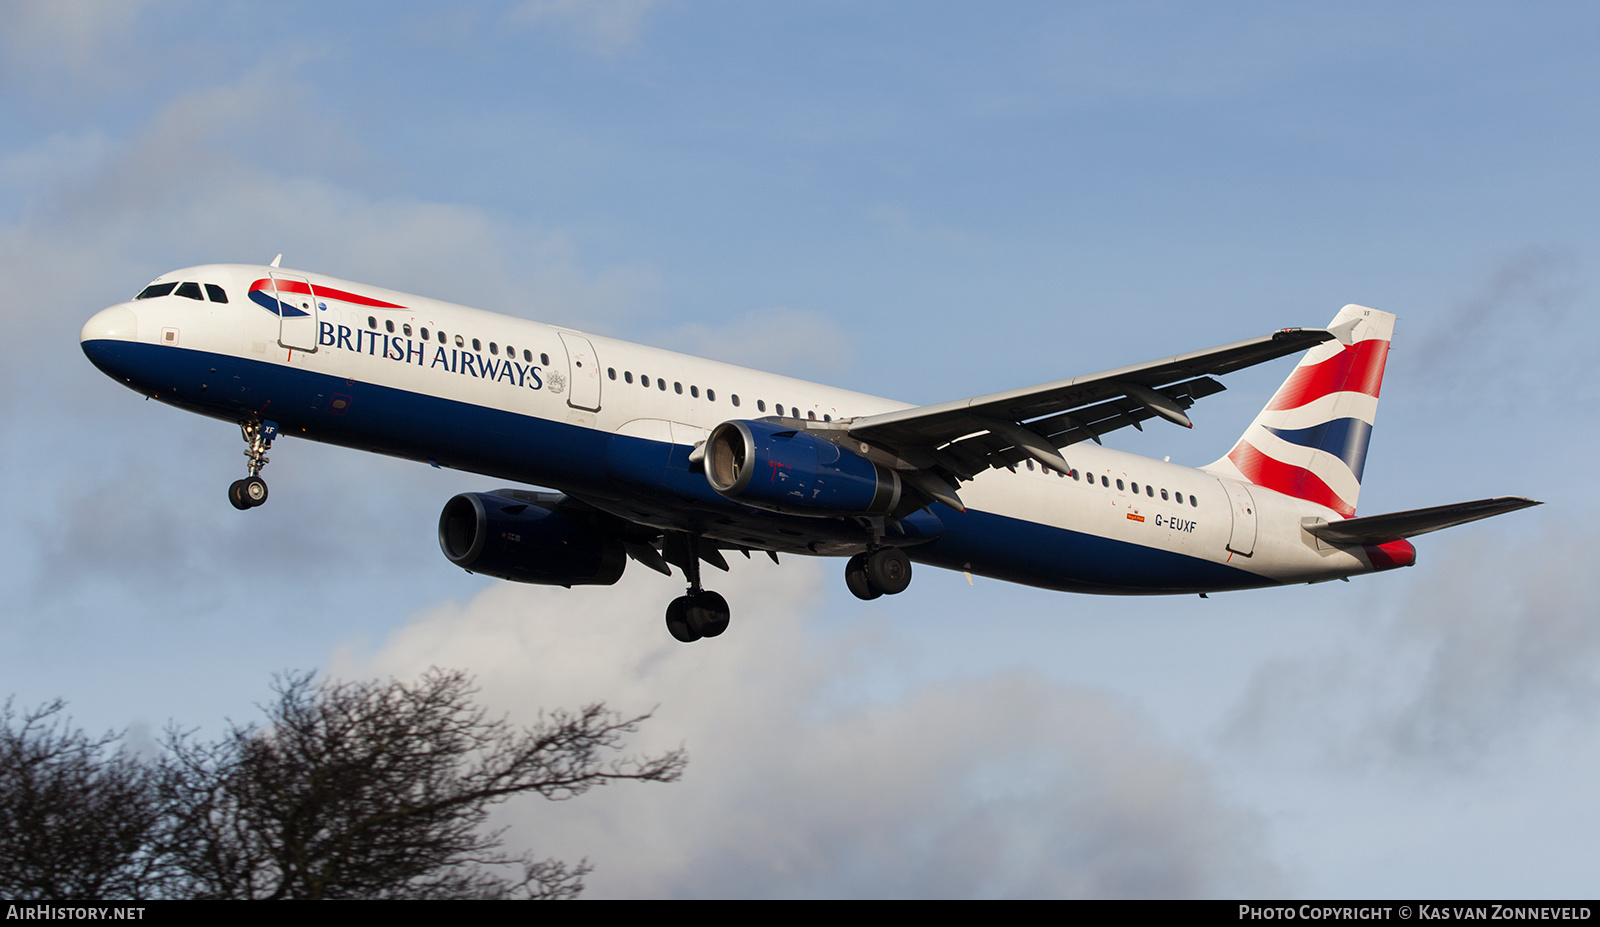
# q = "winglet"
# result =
<box><xmin>1327</xmin><ymin>317</ymin><xmax>1361</xmax><ymax>346</ymax></box>
<box><xmin>270</xmin><ymin>254</ymin><xmax>283</xmax><ymax>268</ymax></box>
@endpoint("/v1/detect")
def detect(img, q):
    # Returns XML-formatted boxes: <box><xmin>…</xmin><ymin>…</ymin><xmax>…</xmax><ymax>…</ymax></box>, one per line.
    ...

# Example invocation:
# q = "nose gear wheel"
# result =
<box><xmin>229</xmin><ymin>421</ymin><xmax>275</xmax><ymax>509</ymax></box>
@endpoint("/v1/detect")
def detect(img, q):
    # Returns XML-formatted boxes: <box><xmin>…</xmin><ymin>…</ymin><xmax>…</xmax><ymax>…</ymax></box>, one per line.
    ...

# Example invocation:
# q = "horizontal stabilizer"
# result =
<box><xmin>1304</xmin><ymin>496</ymin><xmax>1541</xmax><ymax>545</ymax></box>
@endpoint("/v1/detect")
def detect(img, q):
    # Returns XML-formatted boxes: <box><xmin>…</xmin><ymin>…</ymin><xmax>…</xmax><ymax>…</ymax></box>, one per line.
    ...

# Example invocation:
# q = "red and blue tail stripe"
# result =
<box><xmin>1264</xmin><ymin>338</ymin><xmax>1388</xmax><ymax>411</ymax></box>
<box><xmin>1261</xmin><ymin>417</ymin><xmax>1373</xmax><ymax>480</ymax></box>
<box><xmin>1208</xmin><ymin>305</ymin><xmax>1394</xmax><ymax>519</ymax></box>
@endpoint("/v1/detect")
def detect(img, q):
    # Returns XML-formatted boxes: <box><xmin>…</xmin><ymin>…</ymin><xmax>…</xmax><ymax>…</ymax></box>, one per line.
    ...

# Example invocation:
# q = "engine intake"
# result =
<box><xmin>438</xmin><ymin>492</ymin><xmax>626</xmax><ymax>586</ymax></box>
<box><xmin>705</xmin><ymin>419</ymin><xmax>901</xmax><ymax>516</ymax></box>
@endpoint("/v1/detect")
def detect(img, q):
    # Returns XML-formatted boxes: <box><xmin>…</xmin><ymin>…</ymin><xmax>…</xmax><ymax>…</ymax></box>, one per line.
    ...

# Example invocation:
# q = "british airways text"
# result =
<box><xmin>318</xmin><ymin>322</ymin><xmax>544</xmax><ymax>390</ymax></box>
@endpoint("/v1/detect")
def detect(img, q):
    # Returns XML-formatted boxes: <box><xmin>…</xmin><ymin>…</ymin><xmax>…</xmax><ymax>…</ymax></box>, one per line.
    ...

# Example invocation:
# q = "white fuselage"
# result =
<box><xmin>81</xmin><ymin>263</ymin><xmax>1389</xmax><ymax>595</ymax></box>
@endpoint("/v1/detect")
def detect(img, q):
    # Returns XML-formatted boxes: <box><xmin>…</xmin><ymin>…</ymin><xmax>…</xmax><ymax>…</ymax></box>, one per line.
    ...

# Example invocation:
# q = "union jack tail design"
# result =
<box><xmin>1206</xmin><ymin>304</ymin><xmax>1395</xmax><ymax>517</ymax></box>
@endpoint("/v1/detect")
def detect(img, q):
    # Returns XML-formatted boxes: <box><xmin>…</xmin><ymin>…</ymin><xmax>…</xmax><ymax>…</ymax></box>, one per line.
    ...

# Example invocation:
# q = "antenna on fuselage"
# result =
<box><xmin>270</xmin><ymin>254</ymin><xmax>282</xmax><ymax>268</ymax></box>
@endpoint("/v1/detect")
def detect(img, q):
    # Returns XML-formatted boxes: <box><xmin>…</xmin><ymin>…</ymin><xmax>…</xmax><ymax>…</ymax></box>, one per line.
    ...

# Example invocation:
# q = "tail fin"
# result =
<box><xmin>1206</xmin><ymin>304</ymin><xmax>1395</xmax><ymax>517</ymax></box>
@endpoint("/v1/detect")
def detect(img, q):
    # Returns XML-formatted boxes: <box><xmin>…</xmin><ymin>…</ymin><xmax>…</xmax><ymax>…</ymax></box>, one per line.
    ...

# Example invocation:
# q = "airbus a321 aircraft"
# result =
<box><xmin>81</xmin><ymin>260</ymin><xmax>1538</xmax><ymax>642</ymax></box>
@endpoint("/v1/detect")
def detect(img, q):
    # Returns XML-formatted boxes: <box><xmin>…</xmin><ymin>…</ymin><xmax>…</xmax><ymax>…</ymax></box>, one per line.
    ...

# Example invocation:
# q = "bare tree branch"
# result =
<box><xmin>158</xmin><ymin>669</ymin><xmax>684</xmax><ymax>899</ymax></box>
<box><xmin>0</xmin><ymin>699</ymin><xmax>166</xmax><ymax>900</ymax></box>
<box><xmin>0</xmin><ymin>671</ymin><xmax>684</xmax><ymax>900</ymax></box>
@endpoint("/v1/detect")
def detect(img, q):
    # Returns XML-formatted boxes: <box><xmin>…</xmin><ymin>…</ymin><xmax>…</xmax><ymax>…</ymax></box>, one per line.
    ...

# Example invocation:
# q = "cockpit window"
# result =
<box><xmin>175</xmin><ymin>282</ymin><xmax>203</xmax><ymax>300</ymax></box>
<box><xmin>204</xmin><ymin>284</ymin><xmax>228</xmax><ymax>303</ymax></box>
<box><xmin>135</xmin><ymin>282</ymin><xmax>176</xmax><ymax>299</ymax></box>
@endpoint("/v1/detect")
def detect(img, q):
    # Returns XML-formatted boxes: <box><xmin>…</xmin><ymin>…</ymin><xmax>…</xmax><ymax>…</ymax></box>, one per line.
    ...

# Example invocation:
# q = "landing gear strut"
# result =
<box><xmin>663</xmin><ymin>534</ymin><xmax>731</xmax><ymax>643</ymax></box>
<box><xmin>228</xmin><ymin>420</ymin><xmax>275</xmax><ymax>510</ymax></box>
<box><xmin>845</xmin><ymin>547</ymin><xmax>913</xmax><ymax>600</ymax></box>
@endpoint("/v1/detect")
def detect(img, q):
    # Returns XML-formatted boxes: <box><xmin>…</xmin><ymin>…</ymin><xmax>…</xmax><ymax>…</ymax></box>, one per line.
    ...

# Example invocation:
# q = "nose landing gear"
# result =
<box><xmin>228</xmin><ymin>420</ymin><xmax>276</xmax><ymax>510</ymax></box>
<box><xmin>228</xmin><ymin>475</ymin><xmax>268</xmax><ymax>510</ymax></box>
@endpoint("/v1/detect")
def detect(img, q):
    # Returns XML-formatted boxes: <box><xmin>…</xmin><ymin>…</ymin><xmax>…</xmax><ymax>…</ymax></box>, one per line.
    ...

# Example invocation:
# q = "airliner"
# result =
<box><xmin>80</xmin><ymin>259</ymin><xmax>1538</xmax><ymax>642</ymax></box>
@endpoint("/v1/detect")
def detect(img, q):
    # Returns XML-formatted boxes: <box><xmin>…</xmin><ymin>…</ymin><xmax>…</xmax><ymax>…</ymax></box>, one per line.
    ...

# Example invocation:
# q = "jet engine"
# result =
<box><xmin>438</xmin><ymin>492</ymin><xmax>626</xmax><ymax>586</ymax></box>
<box><xmin>705</xmin><ymin>419</ymin><xmax>901</xmax><ymax>516</ymax></box>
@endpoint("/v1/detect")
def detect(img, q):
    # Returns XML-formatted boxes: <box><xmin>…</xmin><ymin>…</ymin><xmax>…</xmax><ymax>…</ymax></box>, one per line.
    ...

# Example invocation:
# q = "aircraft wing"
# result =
<box><xmin>842</xmin><ymin>328</ymin><xmax>1336</xmax><ymax>506</ymax></box>
<box><xmin>1304</xmin><ymin>497</ymin><xmax>1543</xmax><ymax>545</ymax></box>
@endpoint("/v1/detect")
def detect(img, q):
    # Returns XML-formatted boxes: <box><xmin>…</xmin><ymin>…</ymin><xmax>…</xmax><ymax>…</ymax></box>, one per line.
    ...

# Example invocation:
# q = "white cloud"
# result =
<box><xmin>649</xmin><ymin>306</ymin><xmax>858</xmax><ymax>381</ymax></box>
<box><xmin>0</xmin><ymin>61</ymin><xmax>659</xmax><ymax>339</ymax></box>
<box><xmin>505</xmin><ymin>0</ymin><xmax>658</xmax><ymax>55</ymax></box>
<box><xmin>332</xmin><ymin>558</ymin><xmax>1282</xmax><ymax>898</ymax></box>
<box><xmin>0</xmin><ymin>0</ymin><xmax>163</xmax><ymax>96</ymax></box>
<box><xmin>1223</xmin><ymin>518</ymin><xmax>1600</xmax><ymax>769</ymax></box>
<box><xmin>1399</xmin><ymin>248</ymin><xmax>1585</xmax><ymax>407</ymax></box>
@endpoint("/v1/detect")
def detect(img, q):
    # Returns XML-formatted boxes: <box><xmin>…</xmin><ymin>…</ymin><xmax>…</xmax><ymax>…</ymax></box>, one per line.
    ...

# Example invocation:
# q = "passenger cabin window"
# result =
<box><xmin>490</xmin><ymin>343</ymin><xmax>499</xmax><ymax>355</ymax></box>
<box><xmin>658</xmin><ymin>379</ymin><xmax>667</xmax><ymax>391</ymax></box>
<box><xmin>135</xmin><ymin>282</ymin><xmax>176</xmax><ymax>299</ymax></box>
<box><xmin>421</xmin><ymin>328</ymin><xmax>430</xmax><ymax>340</ymax></box>
<box><xmin>708</xmin><ymin>389</ymin><xmax>717</xmax><ymax>402</ymax></box>
<box><xmin>757</xmin><ymin>400</ymin><xmax>766</xmax><ymax>412</ymax></box>
<box><xmin>608</xmin><ymin>368</ymin><xmax>617</xmax><ymax>380</ymax></box>
<box><xmin>403</xmin><ymin>324</ymin><xmax>412</xmax><ymax>337</ymax></box>
<box><xmin>175</xmin><ymin>282</ymin><xmax>203</xmax><ymax>300</ymax></box>
<box><xmin>455</xmin><ymin>335</ymin><xmax>464</xmax><ymax>347</ymax></box>
<box><xmin>472</xmin><ymin>338</ymin><xmax>481</xmax><ymax>351</ymax></box>
<box><xmin>385</xmin><ymin>320</ymin><xmax>395</xmax><ymax>333</ymax></box>
<box><xmin>368</xmin><ymin>317</ymin><xmax>377</xmax><ymax>329</ymax></box>
<box><xmin>625</xmin><ymin>372</ymin><xmax>634</xmax><ymax>384</ymax></box>
<box><xmin>641</xmin><ymin>375</ymin><xmax>650</xmax><ymax>387</ymax></box>
<box><xmin>540</xmin><ymin>353</ymin><xmax>549</xmax><ymax>365</ymax></box>
<box><xmin>204</xmin><ymin>284</ymin><xmax>228</xmax><ymax>303</ymax></box>
<box><xmin>731</xmin><ymin>395</ymin><xmax>740</xmax><ymax>407</ymax></box>
<box><xmin>690</xmin><ymin>385</ymin><xmax>699</xmax><ymax>398</ymax></box>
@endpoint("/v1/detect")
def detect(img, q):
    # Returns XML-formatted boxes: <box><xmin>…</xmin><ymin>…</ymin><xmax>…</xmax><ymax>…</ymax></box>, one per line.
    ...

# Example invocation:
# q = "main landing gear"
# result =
<box><xmin>228</xmin><ymin>420</ymin><xmax>275</xmax><ymax>510</ymax></box>
<box><xmin>663</xmin><ymin>534</ymin><xmax>731</xmax><ymax>643</ymax></box>
<box><xmin>845</xmin><ymin>547</ymin><xmax>913</xmax><ymax>601</ymax></box>
<box><xmin>665</xmin><ymin>590</ymin><xmax>730</xmax><ymax>643</ymax></box>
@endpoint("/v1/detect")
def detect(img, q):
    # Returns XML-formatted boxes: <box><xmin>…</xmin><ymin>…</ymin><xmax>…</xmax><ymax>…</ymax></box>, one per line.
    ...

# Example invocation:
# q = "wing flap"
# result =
<box><xmin>848</xmin><ymin>329</ymin><xmax>1333</xmax><ymax>450</ymax></box>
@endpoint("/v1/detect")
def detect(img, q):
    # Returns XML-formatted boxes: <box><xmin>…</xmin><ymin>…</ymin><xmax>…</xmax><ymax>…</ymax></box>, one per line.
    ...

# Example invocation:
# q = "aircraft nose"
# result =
<box><xmin>81</xmin><ymin>304</ymin><xmax>138</xmax><ymax>343</ymax></box>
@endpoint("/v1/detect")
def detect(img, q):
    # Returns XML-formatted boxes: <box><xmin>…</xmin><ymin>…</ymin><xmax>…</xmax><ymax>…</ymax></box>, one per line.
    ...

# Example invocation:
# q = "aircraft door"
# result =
<box><xmin>1220</xmin><ymin>479</ymin><xmax>1258</xmax><ymax>557</ymax></box>
<box><xmin>558</xmin><ymin>332</ymin><xmax>601</xmax><ymax>412</ymax></box>
<box><xmin>271</xmin><ymin>272</ymin><xmax>319</xmax><ymax>353</ymax></box>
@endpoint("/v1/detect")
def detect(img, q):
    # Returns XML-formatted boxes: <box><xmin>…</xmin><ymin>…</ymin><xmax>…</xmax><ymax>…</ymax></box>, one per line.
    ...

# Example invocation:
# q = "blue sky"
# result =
<box><xmin>2</xmin><ymin>1</ymin><xmax>1597</xmax><ymax>898</ymax></box>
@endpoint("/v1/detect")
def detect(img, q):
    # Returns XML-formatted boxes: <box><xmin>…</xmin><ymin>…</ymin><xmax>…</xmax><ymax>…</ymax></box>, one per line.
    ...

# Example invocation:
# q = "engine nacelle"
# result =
<box><xmin>705</xmin><ymin>419</ymin><xmax>902</xmax><ymax>516</ymax></box>
<box><xmin>438</xmin><ymin>492</ymin><xmax>626</xmax><ymax>586</ymax></box>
